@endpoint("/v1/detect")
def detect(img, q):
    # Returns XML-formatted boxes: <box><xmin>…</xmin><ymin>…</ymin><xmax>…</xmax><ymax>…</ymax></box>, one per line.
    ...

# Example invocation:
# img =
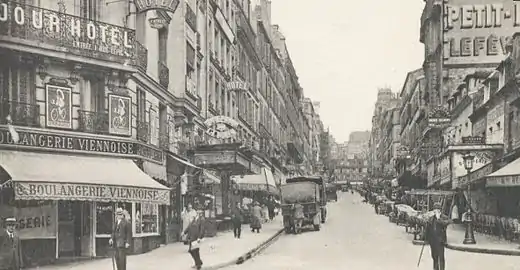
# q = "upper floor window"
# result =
<box><xmin>80</xmin><ymin>0</ymin><xmax>99</xmax><ymax>20</ymax></box>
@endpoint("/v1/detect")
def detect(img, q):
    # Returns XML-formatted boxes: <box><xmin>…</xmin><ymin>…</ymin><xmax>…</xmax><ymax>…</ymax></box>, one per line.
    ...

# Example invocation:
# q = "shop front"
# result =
<box><xmin>232</xmin><ymin>167</ymin><xmax>279</xmax><ymax>202</ymax></box>
<box><xmin>0</xmin><ymin>150</ymin><xmax>170</xmax><ymax>266</ymax></box>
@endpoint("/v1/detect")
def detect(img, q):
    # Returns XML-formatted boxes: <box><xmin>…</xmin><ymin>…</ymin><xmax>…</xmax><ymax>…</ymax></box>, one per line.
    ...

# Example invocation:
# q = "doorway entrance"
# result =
<box><xmin>58</xmin><ymin>201</ymin><xmax>93</xmax><ymax>258</ymax></box>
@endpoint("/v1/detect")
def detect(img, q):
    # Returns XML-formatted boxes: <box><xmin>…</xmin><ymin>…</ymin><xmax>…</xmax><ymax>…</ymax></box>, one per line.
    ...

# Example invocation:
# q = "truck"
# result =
<box><xmin>280</xmin><ymin>176</ymin><xmax>327</xmax><ymax>234</ymax></box>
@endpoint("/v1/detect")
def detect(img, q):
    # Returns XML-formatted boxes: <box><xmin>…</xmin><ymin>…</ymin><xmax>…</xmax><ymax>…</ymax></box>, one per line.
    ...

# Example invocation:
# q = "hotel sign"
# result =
<box><xmin>135</xmin><ymin>0</ymin><xmax>180</xmax><ymax>13</ymax></box>
<box><xmin>15</xmin><ymin>182</ymin><xmax>170</xmax><ymax>205</ymax></box>
<box><xmin>0</xmin><ymin>1</ymin><xmax>136</xmax><ymax>62</ymax></box>
<box><xmin>443</xmin><ymin>0</ymin><xmax>520</xmax><ymax>66</ymax></box>
<box><xmin>0</xmin><ymin>128</ymin><xmax>164</xmax><ymax>163</ymax></box>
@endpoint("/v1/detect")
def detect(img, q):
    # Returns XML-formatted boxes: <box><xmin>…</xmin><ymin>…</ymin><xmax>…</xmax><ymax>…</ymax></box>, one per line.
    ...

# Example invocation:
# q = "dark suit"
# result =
<box><xmin>111</xmin><ymin>219</ymin><xmax>132</xmax><ymax>270</ymax></box>
<box><xmin>425</xmin><ymin>214</ymin><xmax>450</xmax><ymax>270</ymax></box>
<box><xmin>0</xmin><ymin>230</ymin><xmax>23</xmax><ymax>270</ymax></box>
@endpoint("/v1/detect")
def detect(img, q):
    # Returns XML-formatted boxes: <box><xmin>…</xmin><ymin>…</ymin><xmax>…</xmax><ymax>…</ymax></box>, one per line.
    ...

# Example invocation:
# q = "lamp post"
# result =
<box><xmin>462</xmin><ymin>152</ymin><xmax>477</xmax><ymax>245</ymax></box>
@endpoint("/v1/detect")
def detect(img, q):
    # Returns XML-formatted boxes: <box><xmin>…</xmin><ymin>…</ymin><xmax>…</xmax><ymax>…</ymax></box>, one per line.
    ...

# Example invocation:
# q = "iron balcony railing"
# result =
<box><xmin>136</xmin><ymin>41</ymin><xmax>148</xmax><ymax>73</ymax></box>
<box><xmin>0</xmin><ymin>100</ymin><xmax>39</xmax><ymax>127</ymax></box>
<box><xmin>0</xmin><ymin>0</ymin><xmax>137</xmax><ymax>63</ymax></box>
<box><xmin>78</xmin><ymin>110</ymin><xmax>109</xmax><ymax>134</ymax></box>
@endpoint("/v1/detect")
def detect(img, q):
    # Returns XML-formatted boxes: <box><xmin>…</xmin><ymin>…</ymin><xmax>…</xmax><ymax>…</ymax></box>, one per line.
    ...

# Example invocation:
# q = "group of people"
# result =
<box><xmin>231</xmin><ymin>200</ymin><xmax>277</xmax><ymax>238</ymax></box>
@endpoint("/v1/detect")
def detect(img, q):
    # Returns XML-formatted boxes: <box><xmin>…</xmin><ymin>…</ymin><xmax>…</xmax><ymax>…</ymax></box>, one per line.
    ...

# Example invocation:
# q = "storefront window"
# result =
<box><xmin>134</xmin><ymin>203</ymin><xmax>159</xmax><ymax>234</ymax></box>
<box><xmin>96</xmin><ymin>202</ymin><xmax>113</xmax><ymax>235</ymax></box>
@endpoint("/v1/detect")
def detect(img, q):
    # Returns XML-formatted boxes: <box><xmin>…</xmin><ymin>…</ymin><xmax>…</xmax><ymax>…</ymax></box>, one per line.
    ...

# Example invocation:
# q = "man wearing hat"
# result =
<box><xmin>424</xmin><ymin>202</ymin><xmax>451</xmax><ymax>270</ymax></box>
<box><xmin>0</xmin><ymin>217</ymin><xmax>23</xmax><ymax>270</ymax></box>
<box><xmin>109</xmin><ymin>208</ymin><xmax>132</xmax><ymax>270</ymax></box>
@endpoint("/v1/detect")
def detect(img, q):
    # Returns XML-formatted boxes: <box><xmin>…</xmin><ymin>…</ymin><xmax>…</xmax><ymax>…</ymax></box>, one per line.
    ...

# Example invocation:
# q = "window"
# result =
<box><xmin>158</xmin><ymin>28</ymin><xmax>168</xmax><ymax>62</ymax></box>
<box><xmin>137</xmin><ymin>88</ymin><xmax>146</xmax><ymax>122</ymax></box>
<box><xmin>0</xmin><ymin>64</ymin><xmax>36</xmax><ymax>121</ymax></box>
<box><xmin>96</xmin><ymin>202</ymin><xmax>114</xmax><ymax>235</ymax></box>
<box><xmin>134</xmin><ymin>203</ymin><xmax>159</xmax><ymax>234</ymax></box>
<box><xmin>80</xmin><ymin>0</ymin><xmax>99</xmax><ymax>20</ymax></box>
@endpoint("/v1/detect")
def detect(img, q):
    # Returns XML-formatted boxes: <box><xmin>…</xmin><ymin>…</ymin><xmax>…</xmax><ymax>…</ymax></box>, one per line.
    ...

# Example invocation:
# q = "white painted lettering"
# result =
<box><xmin>48</xmin><ymin>14</ymin><xmax>59</xmax><ymax>33</ymax></box>
<box><xmin>86</xmin><ymin>23</ymin><xmax>96</xmax><ymax>40</ymax></box>
<box><xmin>473</xmin><ymin>5</ymin><xmax>485</xmax><ymax>28</ymax></box>
<box><xmin>461</xmin><ymin>5</ymin><xmax>473</xmax><ymax>28</ymax></box>
<box><xmin>13</xmin><ymin>6</ymin><xmax>24</xmax><ymax>25</ymax></box>
<box><xmin>99</xmin><ymin>25</ymin><xmax>108</xmax><ymax>42</ymax></box>
<box><xmin>0</xmin><ymin>3</ymin><xmax>7</xmax><ymax>22</ymax></box>
<box><xmin>31</xmin><ymin>10</ymin><xmax>42</xmax><ymax>29</ymax></box>
<box><xmin>110</xmin><ymin>28</ymin><xmax>120</xmax><ymax>46</ymax></box>
<box><xmin>124</xmin><ymin>31</ymin><xmax>132</xmax><ymax>48</ymax></box>
<box><xmin>70</xmin><ymin>19</ymin><xmax>81</xmax><ymax>37</ymax></box>
<box><xmin>492</xmin><ymin>3</ymin><xmax>503</xmax><ymax>27</ymax></box>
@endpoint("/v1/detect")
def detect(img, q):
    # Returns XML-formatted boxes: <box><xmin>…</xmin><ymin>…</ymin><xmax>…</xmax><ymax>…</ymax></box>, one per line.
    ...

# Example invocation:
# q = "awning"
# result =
<box><xmin>167</xmin><ymin>153</ymin><xmax>200</xmax><ymax>169</ymax></box>
<box><xmin>0</xmin><ymin>151</ymin><xmax>170</xmax><ymax>205</ymax></box>
<box><xmin>232</xmin><ymin>167</ymin><xmax>278</xmax><ymax>195</ymax></box>
<box><xmin>203</xmin><ymin>170</ymin><xmax>221</xmax><ymax>184</ymax></box>
<box><xmin>142</xmin><ymin>160</ymin><xmax>167</xmax><ymax>180</ymax></box>
<box><xmin>486</xmin><ymin>157</ymin><xmax>520</xmax><ymax>187</ymax></box>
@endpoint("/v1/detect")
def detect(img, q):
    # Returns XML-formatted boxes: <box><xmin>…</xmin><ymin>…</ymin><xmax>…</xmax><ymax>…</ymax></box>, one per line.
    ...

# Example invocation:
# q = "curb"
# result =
<box><xmin>208</xmin><ymin>228</ymin><xmax>285</xmax><ymax>269</ymax></box>
<box><xmin>411</xmin><ymin>239</ymin><xmax>520</xmax><ymax>256</ymax></box>
<box><xmin>445</xmin><ymin>243</ymin><xmax>520</xmax><ymax>256</ymax></box>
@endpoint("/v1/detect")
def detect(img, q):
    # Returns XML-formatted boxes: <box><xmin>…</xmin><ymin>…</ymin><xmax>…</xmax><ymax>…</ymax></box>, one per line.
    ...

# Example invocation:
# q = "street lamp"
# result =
<box><xmin>462</xmin><ymin>152</ymin><xmax>477</xmax><ymax>245</ymax></box>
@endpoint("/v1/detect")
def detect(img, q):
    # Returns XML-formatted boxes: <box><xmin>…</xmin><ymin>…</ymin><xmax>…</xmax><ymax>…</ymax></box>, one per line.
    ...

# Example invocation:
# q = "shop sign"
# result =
<box><xmin>226</xmin><ymin>81</ymin><xmax>249</xmax><ymax>91</ymax></box>
<box><xmin>148</xmin><ymin>17</ymin><xmax>168</xmax><ymax>29</ymax></box>
<box><xmin>0</xmin><ymin>1</ymin><xmax>135</xmax><ymax>60</ymax></box>
<box><xmin>462</xmin><ymin>136</ymin><xmax>485</xmax><ymax>145</ymax></box>
<box><xmin>458</xmin><ymin>162</ymin><xmax>494</xmax><ymax>186</ymax></box>
<box><xmin>15</xmin><ymin>182</ymin><xmax>170</xmax><ymax>205</ymax></box>
<box><xmin>46</xmin><ymin>85</ymin><xmax>72</xmax><ymax>129</ymax></box>
<box><xmin>0</xmin><ymin>128</ymin><xmax>165</xmax><ymax>163</ymax></box>
<box><xmin>108</xmin><ymin>94</ymin><xmax>131</xmax><ymax>136</ymax></box>
<box><xmin>0</xmin><ymin>204</ymin><xmax>56</xmax><ymax>239</ymax></box>
<box><xmin>204</xmin><ymin>115</ymin><xmax>239</xmax><ymax>140</ymax></box>
<box><xmin>135</xmin><ymin>0</ymin><xmax>180</xmax><ymax>13</ymax></box>
<box><xmin>428</xmin><ymin>106</ymin><xmax>451</xmax><ymax>128</ymax></box>
<box><xmin>487</xmin><ymin>175</ymin><xmax>520</xmax><ymax>187</ymax></box>
<box><xmin>443</xmin><ymin>0</ymin><xmax>520</xmax><ymax>66</ymax></box>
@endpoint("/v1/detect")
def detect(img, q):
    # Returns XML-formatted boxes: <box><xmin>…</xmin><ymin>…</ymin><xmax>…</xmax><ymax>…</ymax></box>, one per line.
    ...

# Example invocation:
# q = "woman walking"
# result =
<box><xmin>182</xmin><ymin>211</ymin><xmax>206</xmax><ymax>270</ymax></box>
<box><xmin>232</xmin><ymin>202</ymin><xmax>244</xmax><ymax>239</ymax></box>
<box><xmin>250</xmin><ymin>201</ymin><xmax>263</xmax><ymax>233</ymax></box>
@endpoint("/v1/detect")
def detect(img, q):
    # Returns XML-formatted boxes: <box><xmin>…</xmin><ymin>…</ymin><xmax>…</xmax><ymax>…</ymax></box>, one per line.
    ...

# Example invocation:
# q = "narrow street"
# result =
<box><xmin>227</xmin><ymin>192</ymin><xmax>520</xmax><ymax>270</ymax></box>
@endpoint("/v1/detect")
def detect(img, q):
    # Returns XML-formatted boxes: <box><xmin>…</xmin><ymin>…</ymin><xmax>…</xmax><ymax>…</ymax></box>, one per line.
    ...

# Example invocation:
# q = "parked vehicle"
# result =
<box><xmin>326</xmin><ymin>184</ymin><xmax>338</xmax><ymax>202</ymax></box>
<box><xmin>281</xmin><ymin>176</ymin><xmax>327</xmax><ymax>233</ymax></box>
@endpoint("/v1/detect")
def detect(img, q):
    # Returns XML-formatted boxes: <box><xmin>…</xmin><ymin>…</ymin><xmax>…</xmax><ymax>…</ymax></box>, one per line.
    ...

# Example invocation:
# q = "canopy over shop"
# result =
<box><xmin>232</xmin><ymin>167</ymin><xmax>279</xmax><ymax>197</ymax></box>
<box><xmin>0</xmin><ymin>151</ymin><xmax>170</xmax><ymax>259</ymax></box>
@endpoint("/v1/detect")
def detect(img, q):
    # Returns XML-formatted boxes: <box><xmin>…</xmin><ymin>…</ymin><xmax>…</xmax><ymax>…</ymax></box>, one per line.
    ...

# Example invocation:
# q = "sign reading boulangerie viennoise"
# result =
<box><xmin>0</xmin><ymin>204</ymin><xmax>57</xmax><ymax>239</ymax></box>
<box><xmin>15</xmin><ymin>182</ymin><xmax>170</xmax><ymax>205</ymax></box>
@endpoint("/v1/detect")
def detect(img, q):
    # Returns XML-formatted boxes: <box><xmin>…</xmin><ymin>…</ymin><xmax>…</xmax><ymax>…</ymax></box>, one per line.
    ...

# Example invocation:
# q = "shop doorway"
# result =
<box><xmin>58</xmin><ymin>201</ymin><xmax>93</xmax><ymax>258</ymax></box>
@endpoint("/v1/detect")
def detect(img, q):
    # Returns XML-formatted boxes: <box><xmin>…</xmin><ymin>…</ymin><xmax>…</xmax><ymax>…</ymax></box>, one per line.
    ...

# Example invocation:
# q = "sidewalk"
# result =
<box><xmin>445</xmin><ymin>224</ymin><xmax>520</xmax><ymax>256</ymax></box>
<box><xmin>29</xmin><ymin>218</ymin><xmax>283</xmax><ymax>270</ymax></box>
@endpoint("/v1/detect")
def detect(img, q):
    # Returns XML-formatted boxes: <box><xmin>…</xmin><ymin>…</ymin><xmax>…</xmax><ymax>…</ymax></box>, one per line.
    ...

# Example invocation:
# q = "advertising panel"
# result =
<box><xmin>0</xmin><ymin>203</ymin><xmax>57</xmax><ymax>239</ymax></box>
<box><xmin>443</xmin><ymin>0</ymin><xmax>520</xmax><ymax>65</ymax></box>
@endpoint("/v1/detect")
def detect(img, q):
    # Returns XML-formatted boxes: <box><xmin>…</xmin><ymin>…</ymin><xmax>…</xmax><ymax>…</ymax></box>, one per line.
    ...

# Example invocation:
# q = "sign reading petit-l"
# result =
<box><xmin>15</xmin><ymin>182</ymin><xmax>170</xmax><ymax>205</ymax></box>
<box><xmin>0</xmin><ymin>128</ymin><xmax>164</xmax><ymax>163</ymax></box>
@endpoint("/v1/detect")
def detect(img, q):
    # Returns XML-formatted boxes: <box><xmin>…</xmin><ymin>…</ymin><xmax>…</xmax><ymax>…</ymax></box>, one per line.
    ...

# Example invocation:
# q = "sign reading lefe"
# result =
<box><xmin>444</xmin><ymin>0</ymin><xmax>520</xmax><ymax>65</ymax></box>
<box><xmin>15</xmin><ymin>182</ymin><xmax>170</xmax><ymax>205</ymax></box>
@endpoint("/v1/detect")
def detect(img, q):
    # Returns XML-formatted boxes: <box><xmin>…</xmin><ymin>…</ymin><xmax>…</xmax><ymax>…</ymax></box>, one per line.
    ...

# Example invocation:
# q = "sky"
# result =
<box><xmin>270</xmin><ymin>0</ymin><xmax>425</xmax><ymax>143</ymax></box>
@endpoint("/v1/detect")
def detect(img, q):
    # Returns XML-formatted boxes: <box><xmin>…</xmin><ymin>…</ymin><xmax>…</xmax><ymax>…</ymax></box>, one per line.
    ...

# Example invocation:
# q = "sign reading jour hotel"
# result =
<box><xmin>443</xmin><ymin>0</ymin><xmax>520</xmax><ymax>65</ymax></box>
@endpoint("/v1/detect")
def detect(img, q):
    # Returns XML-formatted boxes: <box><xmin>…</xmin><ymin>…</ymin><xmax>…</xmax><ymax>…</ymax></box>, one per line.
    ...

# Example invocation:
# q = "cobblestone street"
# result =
<box><xmin>227</xmin><ymin>192</ymin><xmax>520</xmax><ymax>270</ymax></box>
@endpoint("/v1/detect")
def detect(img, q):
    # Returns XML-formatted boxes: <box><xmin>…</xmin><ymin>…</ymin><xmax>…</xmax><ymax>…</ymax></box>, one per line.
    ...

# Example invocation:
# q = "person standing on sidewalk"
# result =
<box><xmin>424</xmin><ymin>202</ymin><xmax>451</xmax><ymax>270</ymax></box>
<box><xmin>232</xmin><ymin>202</ymin><xmax>244</xmax><ymax>239</ymax></box>
<box><xmin>183</xmin><ymin>211</ymin><xmax>206</xmax><ymax>270</ymax></box>
<box><xmin>109</xmin><ymin>208</ymin><xmax>132</xmax><ymax>270</ymax></box>
<box><xmin>267</xmin><ymin>198</ymin><xmax>276</xmax><ymax>221</ymax></box>
<box><xmin>0</xmin><ymin>217</ymin><xmax>23</xmax><ymax>270</ymax></box>
<box><xmin>181</xmin><ymin>204</ymin><xmax>198</xmax><ymax>243</ymax></box>
<box><xmin>250</xmin><ymin>201</ymin><xmax>263</xmax><ymax>233</ymax></box>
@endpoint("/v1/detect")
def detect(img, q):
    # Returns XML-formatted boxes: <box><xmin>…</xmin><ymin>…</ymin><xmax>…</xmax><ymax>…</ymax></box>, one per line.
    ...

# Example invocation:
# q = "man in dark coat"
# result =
<box><xmin>109</xmin><ymin>208</ymin><xmax>132</xmax><ymax>270</ymax></box>
<box><xmin>183</xmin><ymin>211</ymin><xmax>205</xmax><ymax>270</ymax></box>
<box><xmin>231</xmin><ymin>202</ymin><xmax>243</xmax><ymax>239</ymax></box>
<box><xmin>0</xmin><ymin>217</ymin><xmax>23</xmax><ymax>270</ymax></box>
<box><xmin>425</xmin><ymin>202</ymin><xmax>451</xmax><ymax>270</ymax></box>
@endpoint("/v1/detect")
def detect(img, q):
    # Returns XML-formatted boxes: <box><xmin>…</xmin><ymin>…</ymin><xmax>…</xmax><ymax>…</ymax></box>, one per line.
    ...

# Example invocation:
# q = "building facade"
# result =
<box><xmin>0</xmin><ymin>0</ymin><xmax>326</xmax><ymax>266</ymax></box>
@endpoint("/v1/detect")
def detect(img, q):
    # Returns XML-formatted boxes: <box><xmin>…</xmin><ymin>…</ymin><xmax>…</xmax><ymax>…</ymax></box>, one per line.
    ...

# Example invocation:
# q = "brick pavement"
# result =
<box><xmin>28</xmin><ymin>217</ymin><xmax>283</xmax><ymax>270</ymax></box>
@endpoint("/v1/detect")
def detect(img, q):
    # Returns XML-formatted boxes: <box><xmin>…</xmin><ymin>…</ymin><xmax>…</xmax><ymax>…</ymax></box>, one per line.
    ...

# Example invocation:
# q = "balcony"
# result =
<box><xmin>185</xmin><ymin>3</ymin><xmax>197</xmax><ymax>31</ymax></box>
<box><xmin>136</xmin><ymin>41</ymin><xmax>148</xmax><ymax>73</ymax></box>
<box><xmin>136</xmin><ymin>120</ymin><xmax>150</xmax><ymax>143</ymax></box>
<box><xmin>0</xmin><ymin>100</ymin><xmax>39</xmax><ymax>127</ymax></box>
<box><xmin>78</xmin><ymin>110</ymin><xmax>109</xmax><ymax>134</ymax></box>
<box><xmin>158</xmin><ymin>61</ymin><xmax>169</xmax><ymax>88</ymax></box>
<box><xmin>159</xmin><ymin>128</ymin><xmax>170</xmax><ymax>150</ymax></box>
<box><xmin>0</xmin><ymin>1</ymin><xmax>137</xmax><ymax>64</ymax></box>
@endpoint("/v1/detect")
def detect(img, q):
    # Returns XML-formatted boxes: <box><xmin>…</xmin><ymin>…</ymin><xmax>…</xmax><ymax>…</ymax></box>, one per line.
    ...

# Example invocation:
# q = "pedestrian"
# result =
<box><xmin>231</xmin><ymin>202</ymin><xmax>243</xmax><ymax>239</ymax></box>
<box><xmin>424</xmin><ymin>202</ymin><xmax>451</xmax><ymax>270</ymax></box>
<box><xmin>183</xmin><ymin>211</ymin><xmax>205</xmax><ymax>270</ymax></box>
<box><xmin>0</xmin><ymin>217</ymin><xmax>23</xmax><ymax>270</ymax></box>
<box><xmin>109</xmin><ymin>208</ymin><xmax>132</xmax><ymax>270</ymax></box>
<box><xmin>250</xmin><ymin>201</ymin><xmax>263</xmax><ymax>233</ymax></box>
<box><xmin>181</xmin><ymin>204</ymin><xmax>198</xmax><ymax>243</ymax></box>
<box><xmin>267</xmin><ymin>199</ymin><xmax>275</xmax><ymax>221</ymax></box>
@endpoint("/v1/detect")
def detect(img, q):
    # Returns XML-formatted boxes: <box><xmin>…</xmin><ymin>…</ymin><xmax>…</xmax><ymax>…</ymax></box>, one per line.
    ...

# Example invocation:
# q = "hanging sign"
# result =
<box><xmin>134</xmin><ymin>0</ymin><xmax>180</xmax><ymax>13</ymax></box>
<box><xmin>204</xmin><ymin>116</ymin><xmax>239</xmax><ymax>140</ymax></box>
<box><xmin>149</xmin><ymin>17</ymin><xmax>169</xmax><ymax>29</ymax></box>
